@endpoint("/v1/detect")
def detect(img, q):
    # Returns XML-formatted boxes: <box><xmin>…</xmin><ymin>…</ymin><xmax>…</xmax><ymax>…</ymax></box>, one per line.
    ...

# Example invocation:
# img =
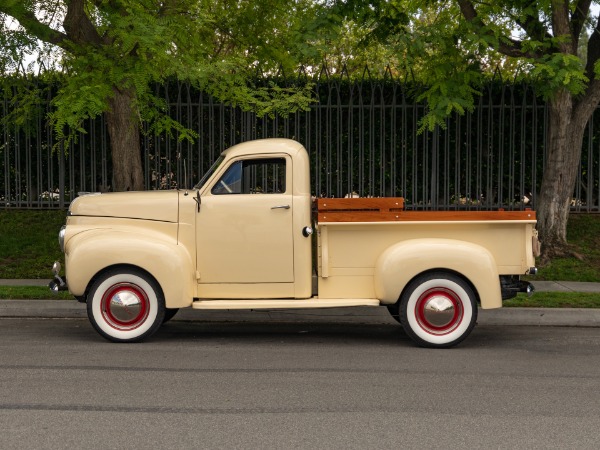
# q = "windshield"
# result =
<box><xmin>193</xmin><ymin>155</ymin><xmax>225</xmax><ymax>190</ymax></box>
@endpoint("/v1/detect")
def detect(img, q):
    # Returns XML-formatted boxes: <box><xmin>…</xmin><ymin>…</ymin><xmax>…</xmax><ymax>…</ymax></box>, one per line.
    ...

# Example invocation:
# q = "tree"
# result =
<box><xmin>456</xmin><ymin>1</ymin><xmax>600</xmax><ymax>260</ymax></box>
<box><xmin>0</xmin><ymin>0</ymin><xmax>316</xmax><ymax>191</ymax></box>
<box><xmin>341</xmin><ymin>0</ymin><xmax>600</xmax><ymax>259</ymax></box>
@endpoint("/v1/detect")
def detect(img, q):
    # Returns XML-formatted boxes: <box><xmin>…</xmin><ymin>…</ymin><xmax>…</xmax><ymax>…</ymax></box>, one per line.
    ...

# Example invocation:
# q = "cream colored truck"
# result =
<box><xmin>50</xmin><ymin>138</ymin><xmax>539</xmax><ymax>348</ymax></box>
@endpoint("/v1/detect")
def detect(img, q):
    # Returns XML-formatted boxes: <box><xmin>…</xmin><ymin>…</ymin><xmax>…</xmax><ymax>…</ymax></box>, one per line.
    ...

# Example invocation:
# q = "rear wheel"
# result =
<box><xmin>87</xmin><ymin>268</ymin><xmax>165</xmax><ymax>343</ymax></box>
<box><xmin>400</xmin><ymin>272</ymin><xmax>477</xmax><ymax>348</ymax></box>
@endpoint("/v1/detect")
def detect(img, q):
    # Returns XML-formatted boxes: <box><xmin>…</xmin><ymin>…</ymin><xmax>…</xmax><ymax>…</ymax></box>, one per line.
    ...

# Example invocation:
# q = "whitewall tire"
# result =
<box><xmin>87</xmin><ymin>268</ymin><xmax>165</xmax><ymax>343</ymax></box>
<box><xmin>400</xmin><ymin>272</ymin><xmax>477</xmax><ymax>348</ymax></box>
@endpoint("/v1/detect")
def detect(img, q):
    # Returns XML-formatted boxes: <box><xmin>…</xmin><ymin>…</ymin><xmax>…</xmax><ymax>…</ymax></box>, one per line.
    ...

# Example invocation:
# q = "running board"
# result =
<box><xmin>192</xmin><ymin>298</ymin><xmax>381</xmax><ymax>310</ymax></box>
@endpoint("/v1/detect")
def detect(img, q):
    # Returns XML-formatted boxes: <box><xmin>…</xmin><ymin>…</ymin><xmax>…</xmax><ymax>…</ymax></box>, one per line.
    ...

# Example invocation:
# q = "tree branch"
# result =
<box><xmin>63</xmin><ymin>0</ymin><xmax>103</xmax><ymax>47</ymax></box>
<box><xmin>571</xmin><ymin>0</ymin><xmax>592</xmax><ymax>44</ymax></box>
<box><xmin>513</xmin><ymin>1</ymin><xmax>553</xmax><ymax>43</ymax></box>
<box><xmin>551</xmin><ymin>0</ymin><xmax>574</xmax><ymax>53</ymax></box>
<box><xmin>572</xmin><ymin>12</ymin><xmax>600</xmax><ymax>126</ymax></box>
<box><xmin>585</xmin><ymin>13</ymin><xmax>600</xmax><ymax>79</ymax></box>
<box><xmin>572</xmin><ymin>79</ymin><xmax>600</xmax><ymax>128</ymax></box>
<box><xmin>0</xmin><ymin>1</ymin><xmax>68</xmax><ymax>48</ymax></box>
<box><xmin>456</xmin><ymin>0</ymin><xmax>543</xmax><ymax>59</ymax></box>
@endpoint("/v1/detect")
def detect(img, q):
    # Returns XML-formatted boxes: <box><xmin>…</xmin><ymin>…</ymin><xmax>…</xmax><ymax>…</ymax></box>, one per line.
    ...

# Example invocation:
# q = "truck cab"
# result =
<box><xmin>189</xmin><ymin>139</ymin><xmax>313</xmax><ymax>299</ymax></box>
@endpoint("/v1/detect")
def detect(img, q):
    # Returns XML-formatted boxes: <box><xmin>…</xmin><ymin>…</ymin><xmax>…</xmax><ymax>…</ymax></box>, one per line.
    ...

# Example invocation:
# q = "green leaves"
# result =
<box><xmin>416</xmin><ymin>71</ymin><xmax>481</xmax><ymax>133</ymax></box>
<box><xmin>46</xmin><ymin>70</ymin><xmax>111</xmax><ymax>147</ymax></box>
<box><xmin>530</xmin><ymin>53</ymin><xmax>588</xmax><ymax>97</ymax></box>
<box><xmin>1</xmin><ymin>0</ymin><xmax>318</xmax><ymax>149</ymax></box>
<box><xmin>345</xmin><ymin>1</ymin><xmax>597</xmax><ymax>130</ymax></box>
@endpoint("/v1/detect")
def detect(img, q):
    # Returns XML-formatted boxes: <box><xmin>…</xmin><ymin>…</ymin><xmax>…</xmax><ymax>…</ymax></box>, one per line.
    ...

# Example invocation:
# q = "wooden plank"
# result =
<box><xmin>317</xmin><ymin>197</ymin><xmax>405</xmax><ymax>212</ymax></box>
<box><xmin>318</xmin><ymin>212</ymin><xmax>405</xmax><ymax>222</ymax></box>
<box><xmin>318</xmin><ymin>209</ymin><xmax>536</xmax><ymax>223</ymax></box>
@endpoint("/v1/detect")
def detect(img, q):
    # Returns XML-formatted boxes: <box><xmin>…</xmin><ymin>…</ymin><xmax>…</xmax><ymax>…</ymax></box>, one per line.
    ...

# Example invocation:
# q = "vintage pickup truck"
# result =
<box><xmin>51</xmin><ymin>138</ymin><xmax>539</xmax><ymax>347</ymax></box>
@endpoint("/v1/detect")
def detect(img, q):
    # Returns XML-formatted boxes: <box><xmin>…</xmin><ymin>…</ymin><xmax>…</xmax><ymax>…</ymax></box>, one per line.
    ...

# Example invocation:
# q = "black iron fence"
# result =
<box><xmin>1</xmin><ymin>78</ymin><xmax>599</xmax><ymax>211</ymax></box>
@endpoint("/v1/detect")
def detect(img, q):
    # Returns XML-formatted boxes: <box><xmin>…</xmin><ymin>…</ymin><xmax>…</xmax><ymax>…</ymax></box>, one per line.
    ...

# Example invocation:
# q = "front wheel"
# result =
<box><xmin>87</xmin><ymin>268</ymin><xmax>165</xmax><ymax>343</ymax></box>
<box><xmin>386</xmin><ymin>303</ymin><xmax>401</xmax><ymax>324</ymax></box>
<box><xmin>399</xmin><ymin>272</ymin><xmax>477</xmax><ymax>348</ymax></box>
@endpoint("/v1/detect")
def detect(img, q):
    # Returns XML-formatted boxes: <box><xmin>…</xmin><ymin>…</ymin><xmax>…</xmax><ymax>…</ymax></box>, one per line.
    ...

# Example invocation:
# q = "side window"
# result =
<box><xmin>212</xmin><ymin>158</ymin><xmax>286</xmax><ymax>195</ymax></box>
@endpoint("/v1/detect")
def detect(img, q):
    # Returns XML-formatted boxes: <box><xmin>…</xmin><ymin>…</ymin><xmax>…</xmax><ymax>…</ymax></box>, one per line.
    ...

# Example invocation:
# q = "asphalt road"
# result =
<box><xmin>1</xmin><ymin>318</ymin><xmax>600</xmax><ymax>449</ymax></box>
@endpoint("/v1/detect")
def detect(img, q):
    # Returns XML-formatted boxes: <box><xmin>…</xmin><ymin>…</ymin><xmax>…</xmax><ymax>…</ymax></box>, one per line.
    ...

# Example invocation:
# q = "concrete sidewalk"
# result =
<box><xmin>1</xmin><ymin>279</ymin><xmax>600</xmax><ymax>327</ymax></box>
<box><xmin>530</xmin><ymin>280</ymin><xmax>600</xmax><ymax>293</ymax></box>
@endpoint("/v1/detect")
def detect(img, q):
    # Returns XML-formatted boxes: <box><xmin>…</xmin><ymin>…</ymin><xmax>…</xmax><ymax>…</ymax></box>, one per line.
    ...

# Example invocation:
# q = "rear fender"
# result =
<box><xmin>374</xmin><ymin>238</ymin><xmax>501</xmax><ymax>309</ymax></box>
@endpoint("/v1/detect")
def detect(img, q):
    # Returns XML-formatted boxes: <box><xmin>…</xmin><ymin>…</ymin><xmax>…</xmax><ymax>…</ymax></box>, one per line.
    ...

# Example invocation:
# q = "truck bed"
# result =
<box><xmin>315</xmin><ymin>198</ymin><xmax>537</xmax><ymax>307</ymax></box>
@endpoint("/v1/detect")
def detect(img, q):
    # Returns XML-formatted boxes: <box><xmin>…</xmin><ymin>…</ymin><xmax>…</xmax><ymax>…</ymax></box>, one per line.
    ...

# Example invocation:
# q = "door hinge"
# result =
<box><xmin>195</xmin><ymin>271</ymin><xmax>201</xmax><ymax>280</ymax></box>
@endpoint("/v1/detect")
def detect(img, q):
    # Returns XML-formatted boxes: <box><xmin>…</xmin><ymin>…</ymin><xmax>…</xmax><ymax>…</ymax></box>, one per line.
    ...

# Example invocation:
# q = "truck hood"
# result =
<box><xmin>69</xmin><ymin>191</ymin><xmax>179</xmax><ymax>222</ymax></box>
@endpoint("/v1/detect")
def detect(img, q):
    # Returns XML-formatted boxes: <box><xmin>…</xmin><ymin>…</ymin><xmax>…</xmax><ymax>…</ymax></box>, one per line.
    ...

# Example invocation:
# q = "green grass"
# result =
<box><xmin>504</xmin><ymin>292</ymin><xmax>600</xmax><ymax>308</ymax></box>
<box><xmin>0</xmin><ymin>209</ymin><xmax>67</xmax><ymax>278</ymax></box>
<box><xmin>0</xmin><ymin>286</ymin><xmax>74</xmax><ymax>300</ymax></box>
<box><xmin>533</xmin><ymin>214</ymin><xmax>600</xmax><ymax>281</ymax></box>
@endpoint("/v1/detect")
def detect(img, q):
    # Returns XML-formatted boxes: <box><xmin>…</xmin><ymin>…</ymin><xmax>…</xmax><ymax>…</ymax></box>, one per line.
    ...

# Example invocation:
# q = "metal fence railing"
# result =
<box><xmin>1</xmin><ymin>79</ymin><xmax>599</xmax><ymax>211</ymax></box>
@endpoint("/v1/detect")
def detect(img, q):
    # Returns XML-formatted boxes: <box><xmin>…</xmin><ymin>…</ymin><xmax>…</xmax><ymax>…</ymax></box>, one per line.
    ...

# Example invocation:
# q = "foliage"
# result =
<box><xmin>334</xmin><ymin>0</ymin><xmax>600</xmax><ymax>131</ymax></box>
<box><xmin>0</xmin><ymin>1</ymin><xmax>322</xmax><ymax>148</ymax></box>
<box><xmin>531</xmin><ymin>53</ymin><xmax>588</xmax><ymax>98</ymax></box>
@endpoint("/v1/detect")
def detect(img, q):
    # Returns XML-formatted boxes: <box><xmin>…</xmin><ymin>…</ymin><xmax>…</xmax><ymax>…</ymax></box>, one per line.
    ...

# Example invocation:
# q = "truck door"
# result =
<box><xmin>195</xmin><ymin>155</ymin><xmax>294</xmax><ymax>285</ymax></box>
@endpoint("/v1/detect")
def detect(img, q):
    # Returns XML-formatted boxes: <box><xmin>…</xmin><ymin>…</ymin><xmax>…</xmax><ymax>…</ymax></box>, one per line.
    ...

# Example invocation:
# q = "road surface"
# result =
<box><xmin>1</xmin><ymin>317</ymin><xmax>599</xmax><ymax>449</ymax></box>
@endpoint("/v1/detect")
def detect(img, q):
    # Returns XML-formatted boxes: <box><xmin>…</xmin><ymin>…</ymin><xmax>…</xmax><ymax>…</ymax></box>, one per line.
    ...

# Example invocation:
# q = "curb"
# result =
<box><xmin>1</xmin><ymin>300</ymin><xmax>600</xmax><ymax>327</ymax></box>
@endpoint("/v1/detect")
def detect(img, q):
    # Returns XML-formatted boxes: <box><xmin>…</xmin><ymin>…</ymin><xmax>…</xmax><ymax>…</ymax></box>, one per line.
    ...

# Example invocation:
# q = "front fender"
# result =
<box><xmin>374</xmin><ymin>238</ymin><xmax>501</xmax><ymax>309</ymax></box>
<box><xmin>65</xmin><ymin>230</ymin><xmax>194</xmax><ymax>308</ymax></box>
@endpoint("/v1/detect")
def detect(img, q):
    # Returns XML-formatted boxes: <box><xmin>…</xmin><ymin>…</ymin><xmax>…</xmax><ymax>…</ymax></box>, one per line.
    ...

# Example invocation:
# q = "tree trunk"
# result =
<box><xmin>105</xmin><ymin>87</ymin><xmax>144</xmax><ymax>191</ymax></box>
<box><xmin>536</xmin><ymin>89</ymin><xmax>586</xmax><ymax>259</ymax></box>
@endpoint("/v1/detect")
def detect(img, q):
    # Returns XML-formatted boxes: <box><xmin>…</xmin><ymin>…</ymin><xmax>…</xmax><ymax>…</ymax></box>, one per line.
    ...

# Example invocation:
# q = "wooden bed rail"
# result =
<box><xmin>316</xmin><ymin>197</ymin><xmax>536</xmax><ymax>222</ymax></box>
<box><xmin>317</xmin><ymin>197</ymin><xmax>405</xmax><ymax>222</ymax></box>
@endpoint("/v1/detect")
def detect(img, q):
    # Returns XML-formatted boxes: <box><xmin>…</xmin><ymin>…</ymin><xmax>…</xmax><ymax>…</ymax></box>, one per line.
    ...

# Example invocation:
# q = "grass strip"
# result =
<box><xmin>0</xmin><ymin>286</ymin><xmax>75</xmax><ymax>300</ymax></box>
<box><xmin>503</xmin><ymin>292</ymin><xmax>600</xmax><ymax>308</ymax></box>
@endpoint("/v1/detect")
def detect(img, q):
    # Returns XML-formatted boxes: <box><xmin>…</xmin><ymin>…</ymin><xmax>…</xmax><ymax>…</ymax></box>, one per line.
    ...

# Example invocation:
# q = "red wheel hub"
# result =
<box><xmin>101</xmin><ymin>283</ymin><xmax>150</xmax><ymax>331</ymax></box>
<box><xmin>414</xmin><ymin>287</ymin><xmax>464</xmax><ymax>335</ymax></box>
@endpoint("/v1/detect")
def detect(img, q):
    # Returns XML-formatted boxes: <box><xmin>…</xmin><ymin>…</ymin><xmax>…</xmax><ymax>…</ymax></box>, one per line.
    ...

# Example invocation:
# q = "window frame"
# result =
<box><xmin>210</xmin><ymin>156</ymin><xmax>288</xmax><ymax>196</ymax></box>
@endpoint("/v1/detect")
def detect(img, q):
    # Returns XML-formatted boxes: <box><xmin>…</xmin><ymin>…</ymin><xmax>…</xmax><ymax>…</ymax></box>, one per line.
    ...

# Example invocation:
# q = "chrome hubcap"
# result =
<box><xmin>415</xmin><ymin>288</ymin><xmax>463</xmax><ymax>335</ymax></box>
<box><xmin>101</xmin><ymin>283</ymin><xmax>149</xmax><ymax>331</ymax></box>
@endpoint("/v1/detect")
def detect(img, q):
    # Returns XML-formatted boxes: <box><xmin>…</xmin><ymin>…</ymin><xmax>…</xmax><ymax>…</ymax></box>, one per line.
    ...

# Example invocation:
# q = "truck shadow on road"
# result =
<box><xmin>152</xmin><ymin>320</ymin><xmax>411</xmax><ymax>346</ymax></box>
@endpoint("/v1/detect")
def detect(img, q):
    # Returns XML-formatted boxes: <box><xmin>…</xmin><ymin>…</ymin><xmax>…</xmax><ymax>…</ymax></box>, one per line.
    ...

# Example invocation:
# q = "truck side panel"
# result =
<box><xmin>317</xmin><ymin>220</ymin><xmax>535</xmax><ymax>308</ymax></box>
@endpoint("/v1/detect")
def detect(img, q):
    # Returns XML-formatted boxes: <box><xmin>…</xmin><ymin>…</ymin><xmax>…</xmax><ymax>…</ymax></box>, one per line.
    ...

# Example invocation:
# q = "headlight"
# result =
<box><xmin>58</xmin><ymin>226</ymin><xmax>66</xmax><ymax>252</ymax></box>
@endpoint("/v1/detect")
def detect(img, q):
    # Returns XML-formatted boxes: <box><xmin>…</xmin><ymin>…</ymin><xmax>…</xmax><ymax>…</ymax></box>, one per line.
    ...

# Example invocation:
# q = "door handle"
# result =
<box><xmin>271</xmin><ymin>205</ymin><xmax>290</xmax><ymax>210</ymax></box>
